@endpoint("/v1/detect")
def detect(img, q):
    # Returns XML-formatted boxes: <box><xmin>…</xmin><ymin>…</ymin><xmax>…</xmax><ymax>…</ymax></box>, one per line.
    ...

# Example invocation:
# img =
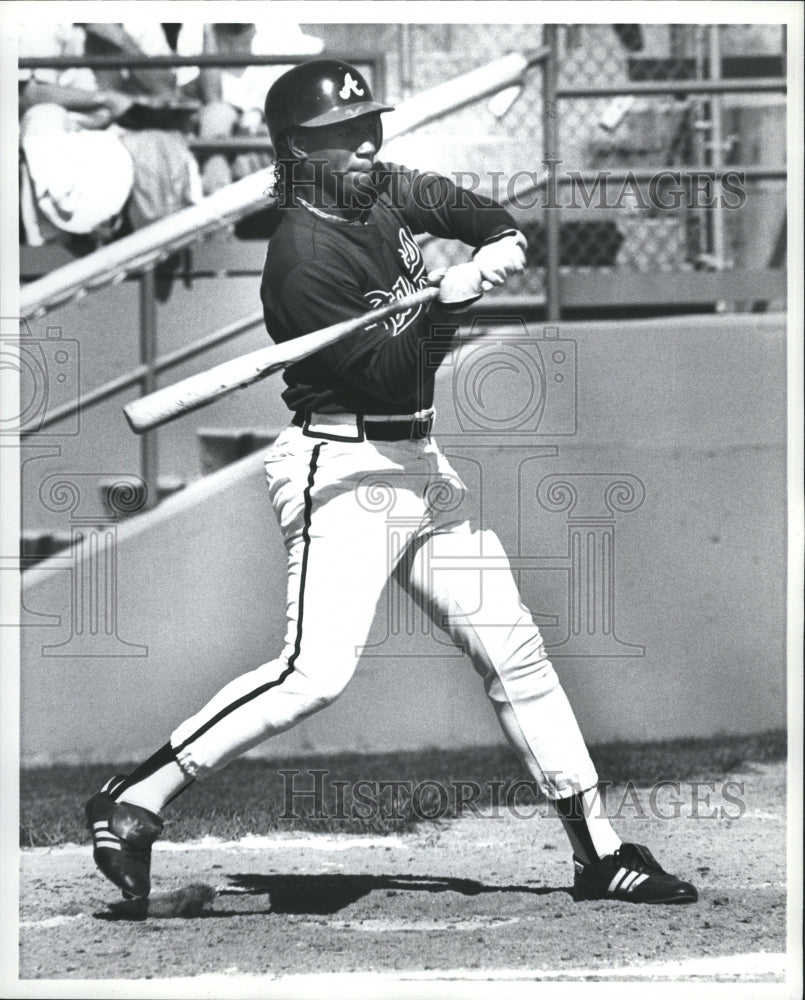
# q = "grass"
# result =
<box><xmin>19</xmin><ymin>729</ymin><xmax>786</xmax><ymax>847</ymax></box>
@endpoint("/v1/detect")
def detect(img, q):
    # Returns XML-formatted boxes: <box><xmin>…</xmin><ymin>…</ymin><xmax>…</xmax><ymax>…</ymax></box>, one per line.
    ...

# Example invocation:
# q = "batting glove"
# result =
<box><xmin>429</xmin><ymin>263</ymin><xmax>485</xmax><ymax>313</ymax></box>
<box><xmin>473</xmin><ymin>230</ymin><xmax>527</xmax><ymax>285</ymax></box>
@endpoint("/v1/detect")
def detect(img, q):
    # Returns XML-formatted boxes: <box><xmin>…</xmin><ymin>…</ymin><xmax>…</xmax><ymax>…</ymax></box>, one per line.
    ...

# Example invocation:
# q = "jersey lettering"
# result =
<box><xmin>339</xmin><ymin>72</ymin><xmax>365</xmax><ymax>99</ymax></box>
<box><xmin>365</xmin><ymin>275</ymin><xmax>420</xmax><ymax>337</ymax></box>
<box><xmin>398</xmin><ymin>227</ymin><xmax>426</xmax><ymax>283</ymax></box>
<box><xmin>365</xmin><ymin>228</ymin><xmax>429</xmax><ymax>336</ymax></box>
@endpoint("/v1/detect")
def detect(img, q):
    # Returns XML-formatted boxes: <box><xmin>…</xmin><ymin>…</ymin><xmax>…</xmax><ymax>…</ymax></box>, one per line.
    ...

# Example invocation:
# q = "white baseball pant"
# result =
<box><xmin>170</xmin><ymin>415</ymin><xmax>599</xmax><ymax>799</ymax></box>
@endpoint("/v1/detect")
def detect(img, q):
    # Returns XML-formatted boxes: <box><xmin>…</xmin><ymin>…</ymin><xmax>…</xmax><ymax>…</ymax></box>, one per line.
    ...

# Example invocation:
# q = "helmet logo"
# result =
<box><xmin>339</xmin><ymin>72</ymin><xmax>365</xmax><ymax>100</ymax></box>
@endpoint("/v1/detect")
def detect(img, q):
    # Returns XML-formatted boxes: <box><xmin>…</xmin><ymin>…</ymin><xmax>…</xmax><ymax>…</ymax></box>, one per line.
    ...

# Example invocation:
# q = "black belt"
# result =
<box><xmin>292</xmin><ymin>411</ymin><xmax>434</xmax><ymax>441</ymax></box>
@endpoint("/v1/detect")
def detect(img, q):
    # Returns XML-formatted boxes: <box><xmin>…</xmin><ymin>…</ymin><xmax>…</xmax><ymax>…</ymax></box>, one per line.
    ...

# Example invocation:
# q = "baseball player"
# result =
<box><xmin>87</xmin><ymin>60</ymin><xmax>697</xmax><ymax>906</ymax></box>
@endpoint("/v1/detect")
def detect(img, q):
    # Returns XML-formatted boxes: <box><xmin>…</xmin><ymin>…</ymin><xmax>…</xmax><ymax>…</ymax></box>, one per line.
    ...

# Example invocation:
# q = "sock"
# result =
<box><xmin>551</xmin><ymin>786</ymin><xmax>622</xmax><ymax>865</ymax></box>
<box><xmin>113</xmin><ymin>742</ymin><xmax>193</xmax><ymax>816</ymax></box>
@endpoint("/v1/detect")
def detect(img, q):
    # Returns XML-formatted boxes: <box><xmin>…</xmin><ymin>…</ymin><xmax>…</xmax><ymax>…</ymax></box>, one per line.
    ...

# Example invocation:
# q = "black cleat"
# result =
<box><xmin>85</xmin><ymin>776</ymin><xmax>163</xmax><ymax>899</ymax></box>
<box><xmin>574</xmin><ymin>842</ymin><xmax>698</xmax><ymax>904</ymax></box>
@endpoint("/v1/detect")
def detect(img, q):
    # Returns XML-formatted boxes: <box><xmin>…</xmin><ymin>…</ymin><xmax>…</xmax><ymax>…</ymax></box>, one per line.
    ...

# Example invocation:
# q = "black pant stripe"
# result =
<box><xmin>287</xmin><ymin>442</ymin><xmax>320</xmax><ymax>669</ymax></box>
<box><xmin>173</xmin><ymin>443</ymin><xmax>323</xmax><ymax>757</ymax></box>
<box><xmin>112</xmin><ymin>742</ymin><xmax>180</xmax><ymax>799</ymax></box>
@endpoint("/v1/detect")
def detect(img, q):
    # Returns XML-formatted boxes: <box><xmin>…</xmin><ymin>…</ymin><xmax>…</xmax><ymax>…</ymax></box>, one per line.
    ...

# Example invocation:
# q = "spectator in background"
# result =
<box><xmin>18</xmin><ymin>23</ymin><xmax>202</xmax><ymax>249</ymax></box>
<box><xmin>82</xmin><ymin>22</ymin><xmax>205</xmax><ymax>101</ymax></box>
<box><xmin>18</xmin><ymin>23</ymin><xmax>133</xmax><ymax>126</ymax></box>
<box><xmin>17</xmin><ymin>19</ymin><xmax>324</xmax><ymax>247</ymax></box>
<box><xmin>176</xmin><ymin>21</ymin><xmax>323</xmax><ymax>193</ymax></box>
<box><xmin>82</xmin><ymin>22</ymin><xmax>181</xmax><ymax>97</ymax></box>
<box><xmin>18</xmin><ymin>23</ymin><xmax>136</xmax><ymax>247</ymax></box>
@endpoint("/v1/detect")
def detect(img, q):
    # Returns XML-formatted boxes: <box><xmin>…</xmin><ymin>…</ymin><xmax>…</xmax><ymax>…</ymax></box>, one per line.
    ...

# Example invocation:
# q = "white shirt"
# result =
<box><xmin>17</xmin><ymin>23</ymin><xmax>96</xmax><ymax>90</ymax></box>
<box><xmin>176</xmin><ymin>22</ymin><xmax>323</xmax><ymax>112</ymax></box>
<box><xmin>121</xmin><ymin>22</ymin><xmax>199</xmax><ymax>87</ymax></box>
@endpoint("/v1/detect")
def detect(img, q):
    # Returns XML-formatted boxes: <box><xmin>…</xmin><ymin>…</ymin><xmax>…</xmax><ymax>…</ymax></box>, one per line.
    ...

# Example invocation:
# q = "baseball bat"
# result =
<box><xmin>123</xmin><ymin>285</ymin><xmax>440</xmax><ymax>434</ymax></box>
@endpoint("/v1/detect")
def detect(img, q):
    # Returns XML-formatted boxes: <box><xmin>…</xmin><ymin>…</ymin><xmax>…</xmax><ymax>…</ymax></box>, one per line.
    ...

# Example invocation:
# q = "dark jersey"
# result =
<box><xmin>260</xmin><ymin>162</ymin><xmax>517</xmax><ymax>415</ymax></box>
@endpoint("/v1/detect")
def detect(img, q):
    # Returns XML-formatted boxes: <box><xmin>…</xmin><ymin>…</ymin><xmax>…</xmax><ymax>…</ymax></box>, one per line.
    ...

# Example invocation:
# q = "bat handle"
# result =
<box><xmin>426</xmin><ymin>267</ymin><xmax>494</xmax><ymax>293</ymax></box>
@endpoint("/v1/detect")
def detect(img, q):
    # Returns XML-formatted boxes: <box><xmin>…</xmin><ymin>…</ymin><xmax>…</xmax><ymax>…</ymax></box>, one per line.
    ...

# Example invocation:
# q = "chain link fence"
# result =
<box><xmin>556</xmin><ymin>25</ymin><xmax>696</xmax><ymax>275</ymax></box>
<box><xmin>380</xmin><ymin>24</ymin><xmax>547</xmax><ymax>297</ymax></box>
<box><xmin>19</xmin><ymin>22</ymin><xmax>787</xmax><ymax>309</ymax></box>
<box><xmin>376</xmin><ymin>22</ymin><xmax>786</xmax><ymax>307</ymax></box>
<box><xmin>555</xmin><ymin>23</ymin><xmax>786</xmax><ymax>284</ymax></box>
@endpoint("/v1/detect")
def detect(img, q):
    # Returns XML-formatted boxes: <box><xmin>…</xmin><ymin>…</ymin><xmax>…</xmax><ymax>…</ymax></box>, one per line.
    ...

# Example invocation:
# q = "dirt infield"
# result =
<box><xmin>18</xmin><ymin>762</ymin><xmax>789</xmax><ymax>987</ymax></box>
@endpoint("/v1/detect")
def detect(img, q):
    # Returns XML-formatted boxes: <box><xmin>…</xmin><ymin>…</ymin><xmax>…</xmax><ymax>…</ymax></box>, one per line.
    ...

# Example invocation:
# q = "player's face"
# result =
<box><xmin>292</xmin><ymin>114</ymin><xmax>383</xmax><ymax>214</ymax></box>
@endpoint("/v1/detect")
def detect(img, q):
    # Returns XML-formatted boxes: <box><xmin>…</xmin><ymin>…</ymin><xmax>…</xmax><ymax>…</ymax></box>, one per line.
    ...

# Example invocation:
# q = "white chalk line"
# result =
<box><xmin>20</xmin><ymin>913</ymin><xmax>87</xmax><ymax>930</ymax></box>
<box><xmin>23</xmin><ymin>833</ymin><xmax>408</xmax><ymax>857</ymax></box>
<box><xmin>19</xmin><ymin>912</ymin><xmax>521</xmax><ymax>934</ymax></box>
<box><xmin>326</xmin><ymin>917</ymin><xmax>522</xmax><ymax>932</ymax></box>
<box><xmin>743</xmin><ymin>809</ymin><xmax>785</xmax><ymax>821</ymax></box>
<box><xmin>115</xmin><ymin>951</ymin><xmax>786</xmax><ymax>986</ymax></box>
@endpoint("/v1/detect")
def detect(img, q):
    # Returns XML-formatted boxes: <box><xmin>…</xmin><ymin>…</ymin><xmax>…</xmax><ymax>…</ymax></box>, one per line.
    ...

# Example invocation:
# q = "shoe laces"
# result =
<box><xmin>615</xmin><ymin>843</ymin><xmax>662</xmax><ymax>873</ymax></box>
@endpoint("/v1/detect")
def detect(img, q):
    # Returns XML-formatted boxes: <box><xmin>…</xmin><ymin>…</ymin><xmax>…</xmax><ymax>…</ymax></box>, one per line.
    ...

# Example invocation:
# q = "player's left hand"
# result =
<box><xmin>429</xmin><ymin>262</ymin><xmax>485</xmax><ymax>312</ymax></box>
<box><xmin>473</xmin><ymin>230</ymin><xmax>527</xmax><ymax>285</ymax></box>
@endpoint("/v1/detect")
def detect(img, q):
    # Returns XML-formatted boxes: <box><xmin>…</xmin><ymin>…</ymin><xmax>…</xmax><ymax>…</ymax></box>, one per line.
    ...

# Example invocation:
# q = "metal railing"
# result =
<box><xmin>19</xmin><ymin>167</ymin><xmax>275</xmax><ymax>318</ymax></box>
<box><xmin>542</xmin><ymin>24</ymin><xmax>786</xmax><ymax>319</ymax></box>
<box><xmin>19</xmin><ymin>48</ymin><xmax>548</xmax><ymax>506</ymax></box>
<box><xmin>20</xmin><ymin>49</ymin><xmax>546</xmax><ymax>319</ymax></box>
<box><xmin>18</xmin><ymin>30</ymin><xmax>787</xmax><ymax>507</ymax></box>
<box><xmin>19</xmin><ymin>50</ymin><xmax>387</xmax><ymax>102</ymax></box>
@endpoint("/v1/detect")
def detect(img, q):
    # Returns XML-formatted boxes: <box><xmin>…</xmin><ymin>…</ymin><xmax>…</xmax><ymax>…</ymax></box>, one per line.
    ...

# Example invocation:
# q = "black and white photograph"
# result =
<box><xmin>1</xmin><ymin>1</ymin><xmax>802</xmax><ymax>996</ymax></box>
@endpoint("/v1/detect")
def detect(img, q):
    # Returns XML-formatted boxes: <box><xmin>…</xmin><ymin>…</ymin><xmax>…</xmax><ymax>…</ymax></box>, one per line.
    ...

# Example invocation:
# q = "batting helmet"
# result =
<box><xmin>265</xmin><ymin>59</ymin><xmax>394</xmax><ymax>148</ymax></box>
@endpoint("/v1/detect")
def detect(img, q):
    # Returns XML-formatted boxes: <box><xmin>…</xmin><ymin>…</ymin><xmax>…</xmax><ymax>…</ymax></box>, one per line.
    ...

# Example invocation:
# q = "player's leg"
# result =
<box><xmin>87</xmin><ymin>433</ymin><xmax>423</xmax><ymax>896</ymax></box>
<box><xmin>166</xmin><ymin>435</ymin><xmax>436</xmax><ymax>775</ymax></box>
<box><xmin>399</xmin><ymin>513</ymin><xmax>619</xmax><ymax>846</ymax></box>
<box><xmin>399</xmin><ymin>444</ymin><xmax>697</xmax><ymax>903</ymax></box>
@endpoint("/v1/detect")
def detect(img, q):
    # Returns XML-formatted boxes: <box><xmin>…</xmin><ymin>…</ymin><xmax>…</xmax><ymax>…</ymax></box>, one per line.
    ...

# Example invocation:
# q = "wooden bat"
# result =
<box><xmin>123</xmin><ymin>285</ymin><xmax>440</xmax><ymax>434</ymax></box>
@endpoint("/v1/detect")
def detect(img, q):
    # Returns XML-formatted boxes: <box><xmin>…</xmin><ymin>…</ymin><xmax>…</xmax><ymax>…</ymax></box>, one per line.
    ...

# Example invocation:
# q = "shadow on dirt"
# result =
<box><xmin>94</xmin><ymin>883</ymin><xmax>220</xmax><ymax>922</ymax></box>
<box><xmin>223</xmin><ymin>872</ymin><xmax>571</xmax><ymax>914</ymax></box>
<box><xmin>94</xmin><ymin>873</ymin><xmax>571</xmax><ymax>921</ymax></box>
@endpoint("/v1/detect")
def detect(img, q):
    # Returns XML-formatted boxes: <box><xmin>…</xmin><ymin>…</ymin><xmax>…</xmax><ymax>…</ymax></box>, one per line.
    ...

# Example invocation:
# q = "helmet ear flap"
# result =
<box><xmin>284</xmin><ymin>127</ymin><xmax>307</xmax><ymax>161</ymax></box>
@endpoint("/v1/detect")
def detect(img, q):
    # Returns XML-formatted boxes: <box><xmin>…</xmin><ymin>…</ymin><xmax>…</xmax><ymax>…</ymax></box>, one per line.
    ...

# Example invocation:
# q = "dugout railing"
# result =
<box><xmin>17</xmin><ymin>28</ymin><xmax>787</xmax><ymax>513</ymax></box>
<box><xmin>541</xmin><ymin>24</ymin><xmax>787</xmax><ymax>320</ymax></box>
<box><xmin>18</xmin><ymin>47</ymin><xmax>549</xmax><ymax>511</ymax></box>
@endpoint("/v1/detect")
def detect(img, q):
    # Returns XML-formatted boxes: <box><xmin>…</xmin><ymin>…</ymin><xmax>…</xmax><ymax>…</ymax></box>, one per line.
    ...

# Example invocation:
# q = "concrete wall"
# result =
<box><xmin>19</xmin><ymin>313</ymin><xmax>786</xmax><ymax>766</ymax></box>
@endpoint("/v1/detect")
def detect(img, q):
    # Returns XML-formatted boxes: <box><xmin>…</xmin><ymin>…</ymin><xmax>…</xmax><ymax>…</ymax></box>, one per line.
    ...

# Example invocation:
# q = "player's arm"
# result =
<box><xmin>83</xmin><ymin>23</ymin><xmax>178</xmax><ymax>96</ymax></box>
<box><xmin>18</xmin><ymin>79</ymin><xmax>133</xmax><ymax>120</ymax></box>
<box><xmin>265</xmin><ymin>261</ymin><xmax>458</xmax><ymax>404</ymax></box>
<box><xmin>377</xmin><ymin>162</ymin><xmax>527</xmax><ymax>286</ymax></box>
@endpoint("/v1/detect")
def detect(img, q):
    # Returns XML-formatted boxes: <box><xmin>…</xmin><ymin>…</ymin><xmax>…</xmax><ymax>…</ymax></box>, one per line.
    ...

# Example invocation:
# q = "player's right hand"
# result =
<box><xmin>473</xmin><ymin>230</ymin><xmax>527</xmax><ymax>285</ymax></box>
<box><xmin>430</xmin><ymin>263</ymin><xmax>485</xmax><ymax>313</ymax></box>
